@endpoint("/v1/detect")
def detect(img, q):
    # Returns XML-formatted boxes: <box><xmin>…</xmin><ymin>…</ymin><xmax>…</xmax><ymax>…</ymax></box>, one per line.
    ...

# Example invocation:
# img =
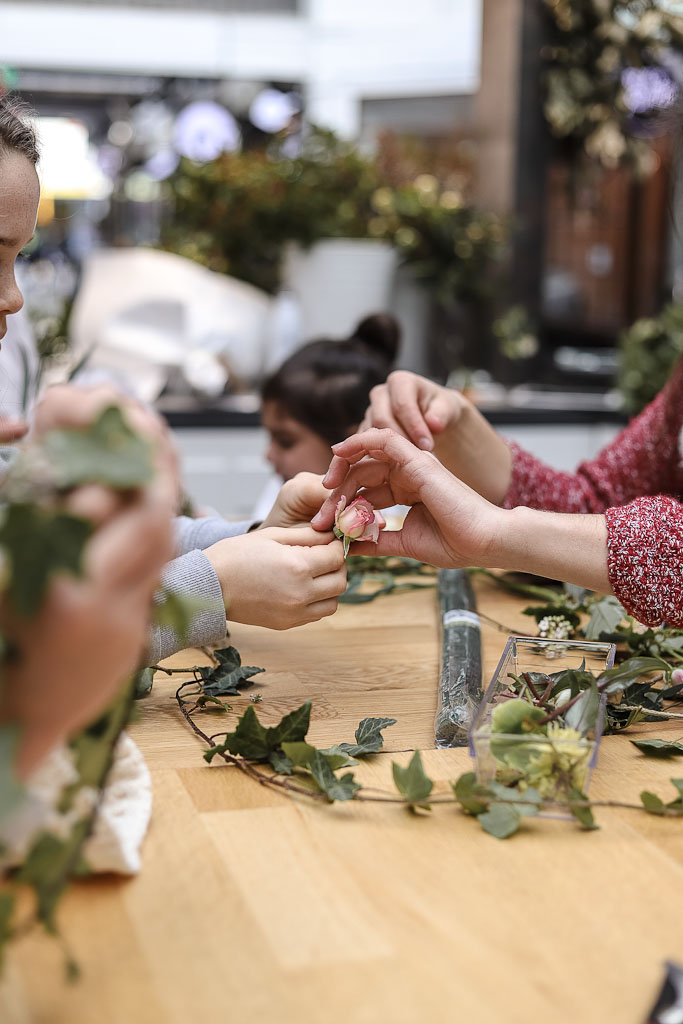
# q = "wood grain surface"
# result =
<box><xmin>1</xmin><ymin>574</ymin><xmax>682</xmax><ymax>1024</ymax></box>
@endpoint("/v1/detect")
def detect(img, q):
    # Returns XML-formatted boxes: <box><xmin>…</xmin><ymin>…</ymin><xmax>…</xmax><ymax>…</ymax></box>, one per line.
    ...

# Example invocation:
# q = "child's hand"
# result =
<box><xmin>259</xmin><ymin>472</ymin><xmax>329</xmax><ymax>530</ymax></box>
<box><xmin>205</xmin><ymin>526</ymin><xmax>346</xmax><ymax>630</ymax></box>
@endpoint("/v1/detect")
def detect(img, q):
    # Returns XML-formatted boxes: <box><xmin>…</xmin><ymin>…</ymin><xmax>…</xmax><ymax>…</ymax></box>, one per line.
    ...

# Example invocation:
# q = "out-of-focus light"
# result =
<box><xmin>107</xmin><ymin>120</ymin><xmax>134</xmax><ymax>147</ymax></box>
<box><xmin>144</xmin><ymin>149</ymin><xmax>180</xmax><ymax>181</ymax></box>
<box><xmin>249</xmin><ymin>88</ymin><xmax>300</xmax><ymax>133</ymax></box>
<box><xmin>36</xmin><ymin>117</ymin><xmax>111</xmax><ymax>200</ymax></box>
<box><xmin>622</xmin><ymin>66</ymin><xmax>677</xmax><ymax>113</ymax></box>
<box><xmin>174</xmin><ymin>101</ymin><xmax>241</xmax><ymax>162</ymax></box>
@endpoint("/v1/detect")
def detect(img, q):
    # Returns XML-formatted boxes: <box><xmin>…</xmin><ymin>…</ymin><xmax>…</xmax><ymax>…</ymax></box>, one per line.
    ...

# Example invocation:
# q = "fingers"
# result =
<box><xmin>423</xmin><ymin>391</ymin><xmax>456</xmax><ymax>435</ymax></box>
<box><xmin>314</xmin><ymin>457</ymin><xmax>389</xmax><ymax>529</ymax></box>
<box><xmin>307</xmin><ymin>541</ymin><xmax>346</xmax><ymax>576</ymax></box>
<box><xmin>386</xmin><ymin>375</ymin><xmax>435</xmax><ymax>450</ymax></box>
<box><xmin>65</xmin><ymin>483</ymin><xmax>124</xmax><ymax>526</ymax></box>
<box><xmin>302</xmin><ymin>597</ymin><xmax>339</xmax><ymax>622</ymax></box>
<box><xmin>85</xmin><ymin>492</ymin><xmax>172</xmax><ymax>590</ymax></box>
<box><xmin>264</xmin><ymin>525</ymin><xmax>336</xmax><ymax>547</ymax></box>
<box><xmin>0</xmin><ymin>417</ymin><xmax>28</xmax><ymax>444</ymax></box>
<box><xmin>311</xmin><ymin>566</ymin><xmax>347</xmax><ymax>598</ymax></box>
<box><xmin>349</xmin><ymin>532</ymin><xmax>407</xmax><ymax>558</ymax></box>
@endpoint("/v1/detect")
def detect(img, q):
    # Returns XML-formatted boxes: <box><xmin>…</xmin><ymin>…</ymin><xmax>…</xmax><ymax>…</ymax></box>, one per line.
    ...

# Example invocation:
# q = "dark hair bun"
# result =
<box><xmin>351</xmin><ymin>313</ymin><xmax>400</xmax><ymax>364</ymax></box>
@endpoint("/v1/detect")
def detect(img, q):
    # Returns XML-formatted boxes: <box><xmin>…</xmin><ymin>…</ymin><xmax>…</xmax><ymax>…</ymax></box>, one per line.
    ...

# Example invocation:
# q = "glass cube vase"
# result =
<box><xmin>469</xmin><ymin>636</ymin><xmax>616</xmax><ymax>816</ymax></box>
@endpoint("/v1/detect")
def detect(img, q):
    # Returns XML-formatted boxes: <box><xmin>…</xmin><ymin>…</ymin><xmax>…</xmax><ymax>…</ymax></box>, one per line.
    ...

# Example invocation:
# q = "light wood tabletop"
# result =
<box><xmin>1</xmin><ymin>574</ymin><xmax>682</xmax><ymax>1024</ymax></box>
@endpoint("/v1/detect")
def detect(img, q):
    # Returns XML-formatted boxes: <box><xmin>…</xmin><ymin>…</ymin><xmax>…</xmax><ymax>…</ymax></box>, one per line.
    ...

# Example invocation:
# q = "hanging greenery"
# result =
<box><xmin>542</xmin><ymin>0</ymin><xmax>683</xmax><ymax>171</ymax></box>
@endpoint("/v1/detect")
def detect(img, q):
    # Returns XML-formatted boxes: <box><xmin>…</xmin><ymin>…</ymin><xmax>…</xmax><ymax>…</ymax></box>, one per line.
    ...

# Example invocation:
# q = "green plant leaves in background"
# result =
<box><xmin>196</xmin><ymin>646</ymin><xmax>265</xmax><ymax>697</ymax></box>
<box><xmin>340</xmin><ymin>716</ymin><xmax>397</xmax><ymax>757</ymax></box>
<box><xmin>392</xmin><ymin>751</ymin><xmax>433</xmax><ymax>811</ymax></box>
<box><xmin>44</xmin><ymin>405</ymin><xmax>153</xmax><ymax>490</ymax></box>
<box><xmin>631</xmin><ymin>738</ymin><xmax>683</xmax><ymax>758</ymax></box>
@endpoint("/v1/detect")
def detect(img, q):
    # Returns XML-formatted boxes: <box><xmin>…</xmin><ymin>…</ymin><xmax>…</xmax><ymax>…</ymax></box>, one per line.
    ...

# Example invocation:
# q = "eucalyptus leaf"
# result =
<box><xmin>564</xmin><ymin>679</ymin><xmax>600</xmax><ymax>735</ymax></box>
<box><xmin>487</xmin><ymin>781</ymin><xmax>542</xmax><ymax>816</ymax></box>
<box><xmin>598</xmin><ymin>657</ymin><xmax>669</xmax><ymax>694</ymax></box>
<box><xmin>477</xmin><ymin>802</ymin><xmax>521</xmax><ymax>839</ymax></box>
<box><xmin>631</xmin><ymin>738</ymin><xmax>683</xmax><ymax>758</ymax></box>
<box><xmin>133</xmin><ymin>668</ymin><xmax>155</xmax><ymax>700</ymax></box>
<box><xmin>392</xmin><ymin>751</ymin><xmax>433</xmax><ymax>810</ymax></box>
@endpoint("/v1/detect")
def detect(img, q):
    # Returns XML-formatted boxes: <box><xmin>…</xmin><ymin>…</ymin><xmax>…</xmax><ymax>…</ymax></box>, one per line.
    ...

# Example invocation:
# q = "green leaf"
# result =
<box><xmin>452</xmin><ymin>772</ymin><xmax>491</xmax><ymax>816</ymax></box>
<box><xmin>568</xmin><ymin>787</ymin><xmax>599</xmax><ymax>829</ymax></box>
<box><xmin>487</xmin><ymin>781</ymin><xmax>542</xmax><ymax>816</ymax></box>
<box><xmin>44</xmin><ymin>405</ymin><xmax>154</xmax><ymax>490</ymax></box>
<box><xmin>598</xmin><ymin>657</ymin><xmax>669</xmax><ymax>695</ymax></box>
<box><xmin>0</xmin><ymin>890</ymin><xmax>15</xmax><ymax>969</ymax></box>
<box><xmin>194</xmin><ymin>694</ymin><xmax>230</xmax><ymax>711</ymax></box>
<box><xmin>0</xmin><ymin>724</ymin><xmax>24</xmax><ymax>822</ymax></box>
<box><xmin>640</xmin><ymin>790</ymin><xmax>666</xmax><ymax>814</ymax></box>
<box><xmin>392</xmin><ymin>751</ymin><xmax>433</xmax><ymax>810</ymax></box>
<box><xmin>564</xmin><ymin>679</ymin><xmax>601</xmax><ymax>735</ymax></box>
<box><xmin>196</xmin><ymin>646</ymin><xmax>265</xmax><ymax>697</ymax></box>
<box><xmin>318</xmin><ymin>744</ymin><xmax>359</xmax><ymax>769</ymax></box>
<box><xmin>133</xmin><ymin>667</ymin><xmax>155</xmax><ymax>700</ymax></box>
<box><xmin>281</xmin><ymin>741</ymin><xmax>356</xmax><ymax>772</ymax></box>
<box><xmin>0</xmin><ymin>505</ymin><xmax>92</xmax><ymax>616</ymax></box>
<box><xmin>583</xmin><ymin>595</ymin><xmax>626</xmax><ymax>640</ymax></box>
<box><xmin>205</xmin><ymin>702</ymin><xmax>311</xmax><ymax>763</ymax></box>
<box><xmin>268</xmin><ymin>750</ymin><xmax>293</xmax><ymax>775</ymax></box>
<box><xmin>308</xmin><ymin>752</ymin><xmax>360</xmax><ymax>802</ymax></box>
<box><xmin>631</xmin><ymin>738</ymin><xmax>683</xmax><ymax>758</ymax></box>
<box><xmin>340</xmin><ymin>716</ymin><xmax>397</xmax><ymax>757</ymax></box>
<box><xmin>477</xmin><ymin>802</ymin><xmax>521</xmax><ymax>838</ymax></box>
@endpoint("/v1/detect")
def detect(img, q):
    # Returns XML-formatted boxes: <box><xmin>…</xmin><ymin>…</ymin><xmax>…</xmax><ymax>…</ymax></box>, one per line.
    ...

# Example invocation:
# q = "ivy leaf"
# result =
<box><xmin>0</xmin><ymin>724</ymin><xmax>24</xmax><ymax>822</ymax></box>
<box><xmin>268</xmin><ymin>750</ymin><xmax>293</xmax><ymax>775</ymax></box>
<box><xmin>641</xmin><ymin>790</ymin><xmax>666</xmax><ymax>815</ymax></box>
<box><xmin>488</xmin><ymin>781</ymin><xmax>542</xmax><ymax>816</ymax></box>
<box><xmin>668</xmin><ymin>779</ymin><xmax>683</xmax><ymax>811</ymax></box>
<box><xmin>583</xmin><ymin>595</ymin><xmax>626</xmax><ymax>640</ymax></box>
<box><xmin>0</xmin><ymin>505</ymin><xmax>92</xmax><ymax>616</ymax></box>
<box><xmin>44</xmin><ymin>405</ymin><xmax>154</xmax><ymax>490</ymax></box>
<box><xmin>196</xmin><ymin>646</ymin><xmax>265</xmax><ymax>697</ymax></box>
<box><xmin>281</xmin><ymin>741</ymin><xmax>358</xmax><ymax>772</ymax></box>
<box><xmin>308</xmin><ymin>752</ymin><xmax>360</xmax><ymax>802</ymax></box>
<box><xmin>155</xmin><ymin>590</ymin><xmax>207</xmax><ymax>650</ymax></box>
<box><xmin>205</xmin><ymin>702</ymin><xmax>311</xmax><ymax>763</ymax></box>
<box><xmin>318</xmin><ymin>744</ymin><xmax>359</xmax><ymax>769</ymax></box>
<box><xmin>452</xmin><ymin>772</ymin><xmax>491</xmax><ymax>816</ymax></box>
<box><xmin>340</xmin><ymin>716</ymin><xmax>397</xmax><ymax>757</ymax></box>
<box><xmin>631</xmin><ymin>738</ymin><xmax>683</xmax><ymax>758</ymax></box>
<box><xmin>568</xmin><ymin>787</ymin><xmax>599</xmax><ymax>830</ymax></box>
<box><xmin>477</xmin><ymin>802</ymin><xmax>521</xmax><ymax>839</ymax></box>
<box><xmin>193</xmin><ymin>694</ymin><xmax>230</xmax><ymax>712</ymax></box>
<box><xmin>133</xmin><ymin>668</ymin><xmax>155</xmax><ymax>700</ymax></box>
<box><xmin>392</xmin><ymin>751</ymin><xmax>433</xmax><ymax>810</ymax></box>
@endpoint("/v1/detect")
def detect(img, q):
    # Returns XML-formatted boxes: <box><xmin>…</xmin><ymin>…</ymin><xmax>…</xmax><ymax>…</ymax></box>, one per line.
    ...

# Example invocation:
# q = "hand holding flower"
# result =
<box><xmin>333</xmin><ymin>496</ymin><xmax>385</xmax><ymax>555</ymax></box>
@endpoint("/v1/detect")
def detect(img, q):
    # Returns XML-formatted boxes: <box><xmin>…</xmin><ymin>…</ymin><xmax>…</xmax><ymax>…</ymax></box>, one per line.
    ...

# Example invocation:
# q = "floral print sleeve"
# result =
<box><xmin>605</xmin><ymin>496</ymin><xmax>683</xmax><ymax>627</ymax></box>
<box><xmin>502</xmin><ymin>357</ymin><xmax>683</xmax><ymax>513</ymax></box>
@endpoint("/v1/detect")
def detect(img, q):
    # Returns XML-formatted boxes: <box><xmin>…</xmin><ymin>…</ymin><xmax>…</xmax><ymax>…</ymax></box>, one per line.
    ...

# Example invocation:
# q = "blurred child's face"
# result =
<box><xmin>262</xmin><ymin>400</ymin><xmax>333</xmax><ymax>481</ymax></box>
<box><xmin>0</xmin><ymin>152</ymin><xmax>39</xmax><ymax>342</ymax></box>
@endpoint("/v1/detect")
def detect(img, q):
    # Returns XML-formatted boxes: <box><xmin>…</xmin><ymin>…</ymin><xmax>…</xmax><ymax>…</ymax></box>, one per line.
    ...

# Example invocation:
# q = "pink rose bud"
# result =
<box><xmin>333</xmin><ymin>496</ymin><xmax>385</xmax><ymax>554</ymax></box>
<box><xmin>672</xmin><ymin>668</ymin><xmax>683</xmax><ymax>687</ymax></box>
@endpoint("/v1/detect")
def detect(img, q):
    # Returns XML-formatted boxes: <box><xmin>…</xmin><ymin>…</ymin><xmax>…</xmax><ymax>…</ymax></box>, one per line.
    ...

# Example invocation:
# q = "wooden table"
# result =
<box><xmin>2</xmin><ymin>576</ymin><xmax>682</xmax><ymax>1024</ymax></box>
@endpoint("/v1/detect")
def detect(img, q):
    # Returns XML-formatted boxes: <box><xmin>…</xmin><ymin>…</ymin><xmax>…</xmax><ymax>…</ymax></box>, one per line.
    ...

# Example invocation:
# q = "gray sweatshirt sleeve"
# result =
<box><xmin>173</xmin><ymin>515</ymin><xmax>254</xmax><ymax>555</ymax></box>
<box><xmin>146</xmin><ymin>549</ymin><xmax>227</xmax><ymax>664</ymax></box>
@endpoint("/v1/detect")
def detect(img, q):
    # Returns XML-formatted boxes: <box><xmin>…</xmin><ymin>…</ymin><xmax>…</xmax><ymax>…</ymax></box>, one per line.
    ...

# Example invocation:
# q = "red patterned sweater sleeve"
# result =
<box><xmin>502</xmin><ymin>357</ymin><xmax>683</xmax><ymax>512</ymax></box>
<box><xmin>605</xmin><ymin>496</ymin><xmax>683</xmax><ymax>626</ymax></box>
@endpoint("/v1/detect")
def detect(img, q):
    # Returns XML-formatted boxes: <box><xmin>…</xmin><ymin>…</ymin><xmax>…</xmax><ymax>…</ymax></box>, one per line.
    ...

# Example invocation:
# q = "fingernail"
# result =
<box><xmin>330</xmin><ymin>442</ymin><xmax>343</xmax><ymax>452</ymax></box>
<box><xmin>322</xmin><ymin>472</ymin><xmax>332</xmax><ymax>485</ymax></box>
<box><xmin>311</xmin><ymin>511</ymin><xmax>324</xmax><ymax>525</ymax></box>
<box><xmin>418</xmin><ymin>436</ymin><xmax>433</xmax><ymax>451</ymax></box>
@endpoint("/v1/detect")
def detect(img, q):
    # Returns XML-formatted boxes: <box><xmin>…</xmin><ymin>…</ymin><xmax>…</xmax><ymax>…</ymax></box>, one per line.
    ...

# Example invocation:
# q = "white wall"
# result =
<box><xmin>1</xmin><ymin>0</ymin><xmax>481</xmax><ymax>137</ymax></box>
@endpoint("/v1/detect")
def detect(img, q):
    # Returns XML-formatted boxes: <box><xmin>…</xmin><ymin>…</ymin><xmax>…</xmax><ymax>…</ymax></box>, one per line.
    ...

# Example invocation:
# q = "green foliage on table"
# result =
<box><xmin>161</xmin><ymin>126</ymin><xmax>505</xmax><ymax>300</ymax></box>
<box><xmin>631</xmin><ymin>738</ymin><xmax>683</xmax><ymax>758</ymax></box>
<box><xmin>340</xmin><ymin>716</ymin><xmax>398</xmax><ymax>757</ymax></box>
<box><xmin>541</xmin><ymin>0</ymin><xmax>683</xmax><ymax>172</ymax></box>
<box><xmin>195</xmin><ymin>646</ymin><xmax>265</xmax><ymax>697</ymax></box>
<box><xmin>617</xmin><ymin>303</ymin><xmax>683</xmax><ymax>414</ymax></box>
<box><xmin>392</xmin><ymin>751</ymin><xmax>433</xmax><ymax>811</ymax></box>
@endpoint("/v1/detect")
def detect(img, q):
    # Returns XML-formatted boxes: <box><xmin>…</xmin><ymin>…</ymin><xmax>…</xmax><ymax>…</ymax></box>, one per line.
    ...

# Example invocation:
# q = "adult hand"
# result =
<box><xmin>205</xmin><ymin>526</ymin><xmax>346</xmax><ymax>630</ymax></box>
<box><xmin>314</xmin><ymin>428</ymin><xmax>611</xmax><ymax>595</ymax></box>
<box><xmin>315</xmin><ymin>428</ymin><xmax>504</xmax><ymax>568</ymax></box>
<box><xmin>0</xmin><ymin>416</ymin><xmax>28</xmax><ymax>445</ymax></box>
<box><xmin>359</xmin><ymin>370</ymin><xmax>512</xmax><ymax>505</ymax></box>
<box><xmin>259</xmin><ymin>472</ymin><xmax>329</xmax><ymax>530</ymax></box>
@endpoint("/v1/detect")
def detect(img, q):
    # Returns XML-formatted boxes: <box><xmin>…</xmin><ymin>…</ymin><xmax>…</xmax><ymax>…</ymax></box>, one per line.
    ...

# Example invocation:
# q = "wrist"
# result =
<box><xmin>434</xmin><ymin>400</ymin><xmax>513</xmax><ymax>505</ymax></box>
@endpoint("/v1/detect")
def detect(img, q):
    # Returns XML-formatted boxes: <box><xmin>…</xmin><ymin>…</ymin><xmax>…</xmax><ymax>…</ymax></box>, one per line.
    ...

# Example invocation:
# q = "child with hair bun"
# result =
<box><xmin>260</xmin><ymin>313</ymin><xmax>400</xmax><ymax>488</ymax></box>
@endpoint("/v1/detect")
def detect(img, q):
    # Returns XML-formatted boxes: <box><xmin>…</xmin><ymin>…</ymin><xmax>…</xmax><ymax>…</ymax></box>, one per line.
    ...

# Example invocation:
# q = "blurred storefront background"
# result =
<box><xmin>1</xmin><ymin>0</ymin><xmax>682</xmax><ymax>515</ymax></box>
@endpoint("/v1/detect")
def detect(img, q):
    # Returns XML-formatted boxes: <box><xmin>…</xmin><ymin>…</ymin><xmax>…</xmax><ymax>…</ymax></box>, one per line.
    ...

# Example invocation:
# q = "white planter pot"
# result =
<box><xmin>283</xmin><ymin>238</ymin><xmax>398</xmax><ymax>341</ymax></box>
